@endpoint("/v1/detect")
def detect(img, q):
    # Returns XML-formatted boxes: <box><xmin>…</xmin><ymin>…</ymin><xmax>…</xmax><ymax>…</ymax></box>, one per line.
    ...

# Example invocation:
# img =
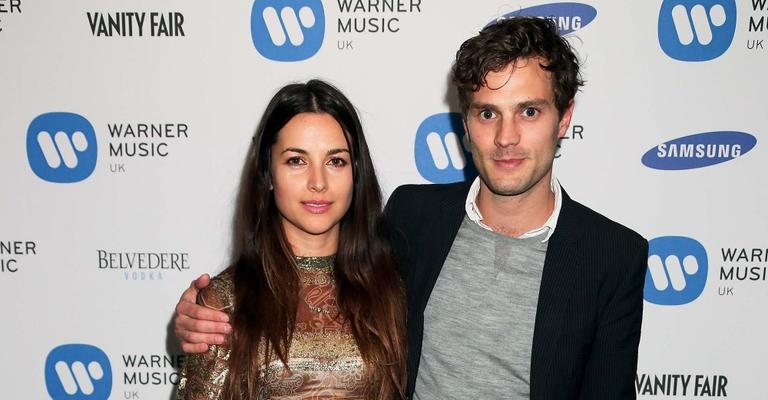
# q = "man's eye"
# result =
<box><xmin>480</xmin><ymin>109</ymin><xmax>495</xmax><ymax>120</ymax></box>
<box><xmin>523</xmin><ymin>107</ymin><xmax>538</xmax><ymax>118</ymax></box>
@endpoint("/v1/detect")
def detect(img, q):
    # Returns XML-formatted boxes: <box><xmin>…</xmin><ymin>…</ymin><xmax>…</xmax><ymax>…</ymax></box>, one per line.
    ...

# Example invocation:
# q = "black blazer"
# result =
<box><xmin>384</xmin><ymin>182</ymin><xmax>648</xmax><ymax>399</ymax></box>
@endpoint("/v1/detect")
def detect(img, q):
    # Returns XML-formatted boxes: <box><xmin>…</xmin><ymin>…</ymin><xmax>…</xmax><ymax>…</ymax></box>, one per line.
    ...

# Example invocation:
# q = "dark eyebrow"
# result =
<box><xmin>468</xmin><ymin>99</ymin><xmax>553</xmax><ymax>113</ymax></box>
<box><xmin>280</xmin><ymin>147</ymin><xmax>350</xmax><ymax>156</ymax></box>
<box><xmin>515</xmin><ymin>99</ymin><xmax>551</xmax><ymax>111</ymax></box>
<box><xmin>327</xmin><ymin>148</ymin><xmax>350</xmax><ymax>156</ymax></box>
<box><xmin>281</xmin><ymin>147</ymin><xmax>308</xmax><ymax>155</ymax></box>
<box><xmin>468</xmin><ymin>102</ymin><xmax>501</xmax><ymax>113</ymax></box>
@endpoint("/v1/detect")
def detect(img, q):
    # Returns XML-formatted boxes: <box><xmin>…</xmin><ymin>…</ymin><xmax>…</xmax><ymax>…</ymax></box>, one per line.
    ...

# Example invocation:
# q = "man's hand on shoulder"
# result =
<box><xmin>174</xmin><ymin>274</ymin><xmax>232</xmax><ymax>353</ymax></box>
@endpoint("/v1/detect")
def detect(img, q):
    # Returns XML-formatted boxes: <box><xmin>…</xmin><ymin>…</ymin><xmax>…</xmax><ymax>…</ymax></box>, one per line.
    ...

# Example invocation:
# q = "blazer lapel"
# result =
<box><xmin>530</xmin><ymin>189</ymin><xmax>584</xmax><ymax>397</ymax></box>
<box><xmin>436</xmin><ymin>187</ymin><xmax>467</xmax><ymax>264</ymax></box>
<box><xmin>417</xmin><ymin>184</ymin><xmax>468</xmax><ymax>311</ymax></box>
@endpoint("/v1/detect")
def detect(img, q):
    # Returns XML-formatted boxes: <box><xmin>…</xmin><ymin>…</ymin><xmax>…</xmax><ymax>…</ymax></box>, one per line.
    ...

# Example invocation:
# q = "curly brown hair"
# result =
<box><xmin>452</xmin><ymin>16</ymin><xmax>584</xmax><ymax>117</ymax></box>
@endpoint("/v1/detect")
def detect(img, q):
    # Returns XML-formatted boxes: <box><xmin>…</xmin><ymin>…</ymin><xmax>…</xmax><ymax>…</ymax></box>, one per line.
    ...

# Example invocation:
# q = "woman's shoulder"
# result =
<box><xmin>198</xmin><ymin>269</ymin><xmax>235</xmax><ymax>313</ymax></box>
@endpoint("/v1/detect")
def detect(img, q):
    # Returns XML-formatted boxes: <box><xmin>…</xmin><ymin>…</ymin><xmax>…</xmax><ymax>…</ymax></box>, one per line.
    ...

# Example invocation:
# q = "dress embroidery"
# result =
<box><xmin>177</xmin><ymin>256</ymin><xmax>366</xmax><ymax>399</ymax></box>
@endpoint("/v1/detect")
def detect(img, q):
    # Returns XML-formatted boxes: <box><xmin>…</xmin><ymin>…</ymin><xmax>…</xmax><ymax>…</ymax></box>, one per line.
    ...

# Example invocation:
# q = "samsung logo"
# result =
<box><xmin>490</xmin><ymin>2</ymin><xmax>597</xmax><ymax>34</ymax></box>
<box><xmin>642</xmin><ymin>131</ymin><xmax>756</xmax><ymax>170</ymax></box>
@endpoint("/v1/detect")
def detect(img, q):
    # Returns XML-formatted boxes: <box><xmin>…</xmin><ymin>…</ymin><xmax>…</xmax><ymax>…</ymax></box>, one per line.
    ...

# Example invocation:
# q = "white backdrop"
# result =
<box><xmin>2</xmin><ymin>1</ymin><xmax>766</xmax><ymax>399</ymax></box>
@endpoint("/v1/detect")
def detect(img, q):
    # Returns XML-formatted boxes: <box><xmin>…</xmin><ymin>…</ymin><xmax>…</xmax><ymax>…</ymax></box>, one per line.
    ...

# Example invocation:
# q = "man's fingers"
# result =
<box><xmin>192</xmin><ymin>274</ymin><xmax>211</xmax><ymax>290</ymax></box>
<box><xmin>178</xmin><ymin>285</ymin><xmax>198</xmax><ymax>305</ymax></box>
<box><xmin>173</xmin><ymin>272</ymin><xmax>231</xmax><ymax>352</ymax></box>
<box><xmin>176</xmin><ymin>327</ymin><xmax>228</xmax><ymax>352</ymax></box>
<box><xmin>176</xmin><ymin>300</ymin><xmax>230</xmax><ymax>324</ymax></box>
<box><xmin>181</xmin><ymin>342</ymin><xmax>210</xmax><ymax>354</ymax></box>
<box><xmin>176</xmin><ymin>313</ymin><xmax>231</xmax><ymax>335</ymax></box>
<box><xmin>179</xmin><ymin>274</ymin><xmax>210</xmax><ymax>304</ymax></box>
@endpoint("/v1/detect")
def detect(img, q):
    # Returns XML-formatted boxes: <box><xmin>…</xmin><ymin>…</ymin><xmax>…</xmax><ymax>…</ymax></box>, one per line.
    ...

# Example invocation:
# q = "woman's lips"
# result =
<box><xmin>301</xmin><ymin>201</ymin><xmax>332</xmax><ymax>214</ymax></box>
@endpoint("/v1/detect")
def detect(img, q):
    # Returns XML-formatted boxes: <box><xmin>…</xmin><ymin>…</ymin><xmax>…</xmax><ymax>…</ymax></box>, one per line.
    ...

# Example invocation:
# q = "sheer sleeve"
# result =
<box><xmin>176</xmin><ymin>271</ymin><xmax>235</xmax><ymax>400</ymax></box>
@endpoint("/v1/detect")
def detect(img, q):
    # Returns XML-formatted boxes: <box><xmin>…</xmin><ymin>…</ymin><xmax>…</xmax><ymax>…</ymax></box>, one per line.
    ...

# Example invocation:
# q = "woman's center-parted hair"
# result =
<box><xmin>224</xmin><ymin>79</ymin><xmax>407</xmax><ymax>400</ymax></box>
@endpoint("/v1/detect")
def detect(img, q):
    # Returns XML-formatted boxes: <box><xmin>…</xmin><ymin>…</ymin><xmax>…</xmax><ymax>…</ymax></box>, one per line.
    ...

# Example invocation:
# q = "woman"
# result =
<box><xmin>177</xmin><ymin>80</ymin><xmax>406</xmax><ymax>400</ymax></box>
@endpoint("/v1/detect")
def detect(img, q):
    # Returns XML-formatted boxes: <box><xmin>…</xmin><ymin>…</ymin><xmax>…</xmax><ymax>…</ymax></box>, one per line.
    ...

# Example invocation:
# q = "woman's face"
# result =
<box><xmin>270</xmin><ymin>112</ymin><xmax>353</xmax><ymax>254</ymax></box>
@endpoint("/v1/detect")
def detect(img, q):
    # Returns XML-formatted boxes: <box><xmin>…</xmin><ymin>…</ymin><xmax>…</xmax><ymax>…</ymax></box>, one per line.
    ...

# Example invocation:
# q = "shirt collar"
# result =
<box><xmin>464</xmin><ymin>174</ymin><xmax>562</xmax><ymax>242</ymax></box>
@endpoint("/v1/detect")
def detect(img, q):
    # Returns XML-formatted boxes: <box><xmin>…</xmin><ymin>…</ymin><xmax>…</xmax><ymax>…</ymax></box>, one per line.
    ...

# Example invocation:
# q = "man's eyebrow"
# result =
<box><xmin>515</xmin><ymin>99</ymin><xmax>551</xmax><ymax>109</ymax></box>
<box><xmin>468</xmin><ymin>102</ymin><xmax>502</xmax><ymax>112</ymax></box>
<box><xmin>469</xmin><ymin>99</ymin><xmax>553</xmax><ymax>112</ymax></box>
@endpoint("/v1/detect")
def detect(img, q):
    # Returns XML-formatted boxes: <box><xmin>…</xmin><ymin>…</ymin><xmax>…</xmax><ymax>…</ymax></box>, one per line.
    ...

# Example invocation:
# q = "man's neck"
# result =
<box><xmin>476</xmin><ymin>176</ymin><xmax>555</xmax><ymax>237</ymax></box>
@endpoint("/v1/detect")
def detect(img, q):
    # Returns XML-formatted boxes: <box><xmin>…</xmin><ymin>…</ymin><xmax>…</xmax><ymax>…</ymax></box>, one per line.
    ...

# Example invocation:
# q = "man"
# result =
<box><xmin>174</xmin><ymin>17</ymin><xmax>647</xmax><ymax>399</ymax></box>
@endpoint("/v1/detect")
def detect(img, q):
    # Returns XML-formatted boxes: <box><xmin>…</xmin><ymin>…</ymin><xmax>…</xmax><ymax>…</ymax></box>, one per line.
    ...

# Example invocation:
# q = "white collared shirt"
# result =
<box><xmin>464</xmin><ymin>174</ymin><xmax>562</xmax><ymax>242</ymax></box>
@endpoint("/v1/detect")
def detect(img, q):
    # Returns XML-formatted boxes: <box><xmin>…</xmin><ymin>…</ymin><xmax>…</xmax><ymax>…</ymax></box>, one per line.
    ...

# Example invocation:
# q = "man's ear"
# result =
<box><xmin>558</xmin><ymin>100</ymin><xmax>575</xmax><ymax>139</ymax></box>
<box><xmin>462</xmin><ymin>118</ymin><xmax>472</xmax><ymax>151</ymax></box>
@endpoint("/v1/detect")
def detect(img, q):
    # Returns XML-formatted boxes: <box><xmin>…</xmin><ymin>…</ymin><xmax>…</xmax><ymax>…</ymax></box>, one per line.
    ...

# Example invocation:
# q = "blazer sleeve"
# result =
<box><xmin>383</xmin><ymin>185</ymin><xmax>411</xmax><ymax>281</ymax></box>
<box><xmin>579</xmin><ymin>239</ymin><xmax>648</xmax><ymax>399</ymax></box>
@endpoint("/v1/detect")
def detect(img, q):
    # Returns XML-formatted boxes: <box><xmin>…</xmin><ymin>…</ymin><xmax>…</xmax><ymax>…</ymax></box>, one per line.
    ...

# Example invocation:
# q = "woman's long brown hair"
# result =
<box><xmin>223</xmin><ymin>80</ymin><xmax>406</xmax><ymax>399</ymax></box>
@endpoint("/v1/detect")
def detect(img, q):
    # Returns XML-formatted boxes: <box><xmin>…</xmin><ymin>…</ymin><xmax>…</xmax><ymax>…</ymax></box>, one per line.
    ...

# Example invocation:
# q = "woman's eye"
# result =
<box><xmin>328</xmin><ymin>157</ymin><xmax>348</xmax><ymax>167</ymax></box>
<box><xmin>286</xmin><ymin>156</ymin><xmax>304</xmax><ymax>165</ymax></box>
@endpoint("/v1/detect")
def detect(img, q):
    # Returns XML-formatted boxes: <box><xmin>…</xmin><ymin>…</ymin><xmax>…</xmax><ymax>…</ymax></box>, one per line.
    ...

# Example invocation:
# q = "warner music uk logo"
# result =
<box><xmin>658</xmin><ymin>0</ymin><xmax>737</xmax><ymax>61</ymax></box>
<box><xmin>414</xmin><ymin>113</ymin><xmax>476</xmax><ymax>184</ymax></box>
<box><xmin>45</xmin><ymin>344</ymin><xmax>112</xmax><ymax>399</ymax></box>
<box><xmin>27</xmin><ymin>112</ymin><xmax>97</xmax><ymax>183</ymax></box>
<box><xmin>490</xmin><ymin>2</ymin><xmax>597</xmax><ymax>34</ymax></box>
<box><xmin>0</xmin><ymin>240</ymin><xmax>37</xmax><ymax>274</ymax></box>
<box><xmin>641</xmin><ymin>131</ymin><xmax>756</xmax><ymax>170</ymax></box>
<box><xmin>645</xmin><ymin>236</ymin><xmax>708</xmax><ymax>305</ymax></box>
<box><xmin>251</xmin><ymin>0</ymin><xmax>325</xmax><ymax>61</ymax></box>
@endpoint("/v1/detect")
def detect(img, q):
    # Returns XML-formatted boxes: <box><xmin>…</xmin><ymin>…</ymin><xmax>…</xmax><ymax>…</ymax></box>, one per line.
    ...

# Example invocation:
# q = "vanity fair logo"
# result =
<box><xmin>86</xmin><ymin>11</ymin><xmax>185</xmax><ymax>37</ymax></box>
<box><xmin>636</xmin><ymin>372</ymin><xmax>729</xmax><ymax>397</ymax></box>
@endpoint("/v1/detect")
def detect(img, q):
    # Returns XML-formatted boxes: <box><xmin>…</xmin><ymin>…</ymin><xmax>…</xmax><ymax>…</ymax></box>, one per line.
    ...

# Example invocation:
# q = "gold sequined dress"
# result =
<box><xmin>177</xmin><ymin>256</ymin><xmax>366</xmax><ymax>399</ymax></box>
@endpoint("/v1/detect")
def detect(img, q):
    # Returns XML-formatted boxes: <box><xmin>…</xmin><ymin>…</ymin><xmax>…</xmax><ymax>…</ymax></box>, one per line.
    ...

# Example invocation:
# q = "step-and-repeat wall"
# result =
<box><xmin>2</xmin><ymin>1</ymin><xmax>766</xmax><ymax>398</ymax></box>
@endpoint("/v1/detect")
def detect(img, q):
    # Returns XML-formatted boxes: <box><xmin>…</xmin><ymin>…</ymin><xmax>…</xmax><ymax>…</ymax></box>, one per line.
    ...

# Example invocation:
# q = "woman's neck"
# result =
<box><xmin>284</xmin><ymin>226</ymin><xmax>339</xmax><ymax>257</ymax></box>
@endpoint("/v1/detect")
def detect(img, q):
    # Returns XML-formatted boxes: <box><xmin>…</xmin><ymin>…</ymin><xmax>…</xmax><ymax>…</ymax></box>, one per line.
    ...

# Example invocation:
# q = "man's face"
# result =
<box><xmin>464</xmin><ymin>57</ymin><xmax>573</xmax><ymax>198</ymax></box>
